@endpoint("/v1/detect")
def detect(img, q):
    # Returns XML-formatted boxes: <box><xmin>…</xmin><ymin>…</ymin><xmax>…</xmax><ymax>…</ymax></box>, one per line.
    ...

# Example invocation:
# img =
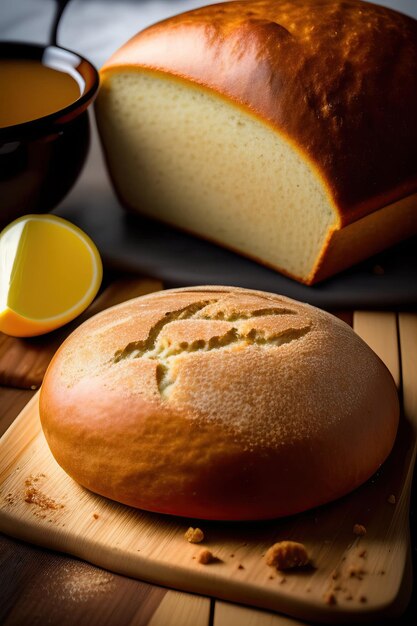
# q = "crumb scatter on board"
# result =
<box><xmin>353</xmin><ymin>523</ymin><xmax>366</xmax><ymax>536</ymax></box>
<box><xmin>184</xmin><ymin>527</ymin><xmax>204</xmax><ymax>543</ymax></box>
<box><xmin>0</xmin><ymin>423</ymin><xmax>399</xmax><ymax>614</ymax></box>
<box><xmin>323</xmin><ymin>591</ymin><xmax>337</xmax><ymax>605</ymax></box>
<box><xmin>265</xmin><ymin>541</ymin><xmax>309</xmax><ymax>570</ymax></box>
<box><xmin>197</xmin><ymin>549</ymin><xmax>217</xmax><ymax>565</ymax></box>
<box><xmin>4</xmin><ymin>493</ymin><xmax>16</xmax><ymax>505</ymax></box>
<box><xmin>23</xmin><ymin>474</ymin><xmax>64</xmax><ymax>513</ymax></box>
<box><xmin>347</xmin><ymin>564</ymin><xmax>366</xmax><ymax>579</ymax></box>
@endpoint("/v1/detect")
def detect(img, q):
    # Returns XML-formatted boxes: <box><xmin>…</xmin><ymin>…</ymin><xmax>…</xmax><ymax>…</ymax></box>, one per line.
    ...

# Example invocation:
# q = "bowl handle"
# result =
<box><xmin>49</xmin><ymin>0</ymin><xmax>72</xmax><ymax>46</ymax></box>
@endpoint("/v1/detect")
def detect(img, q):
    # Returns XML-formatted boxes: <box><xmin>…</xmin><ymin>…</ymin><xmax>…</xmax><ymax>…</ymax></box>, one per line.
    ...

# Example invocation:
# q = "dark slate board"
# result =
<box><xmin>55</xmin><ymin>125</ymin><xmax>417</xmax><ymax>311</ymax></box>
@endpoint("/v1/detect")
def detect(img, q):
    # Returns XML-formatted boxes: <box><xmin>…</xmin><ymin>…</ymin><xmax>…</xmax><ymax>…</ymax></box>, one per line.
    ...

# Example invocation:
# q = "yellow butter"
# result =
<box><xmin>0</xmin><ymin>214</ymin><xmax>102</xmax><ymax>337</ymax></box>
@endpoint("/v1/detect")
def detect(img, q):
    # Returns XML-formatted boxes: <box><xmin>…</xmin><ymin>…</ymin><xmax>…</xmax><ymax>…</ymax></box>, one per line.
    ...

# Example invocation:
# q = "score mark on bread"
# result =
<box><xmin>113</xmin><ymin>297</ymin><xmax>311</xmax><ymax>398</ymax></box>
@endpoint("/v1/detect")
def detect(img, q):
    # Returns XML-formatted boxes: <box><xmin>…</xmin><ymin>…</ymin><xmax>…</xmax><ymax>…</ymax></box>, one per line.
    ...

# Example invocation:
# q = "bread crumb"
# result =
<box><xmin>353</xmin><ymin>524</ymin><xmax>366</xmax><ymax>536</ymax></box>
<box><xmin>93</xmin><ymin>513</ymin><xmax>99</xmax><ymax>520</ymax></box>
<box><xmin>24</xmin><ymin>474</ymin><xmax>64</xmax><ymax>510</ymax></box>
<box><xmin>24</xmin><ymin>488</ymin><xmax>64</xmax><ymax>510</ymax></box>
<box><xmin>24</xmin><ymin>473</ymin><xmax>46</xmax><ymax>485</ymax></box>
<box><xmin>197</xmin><ymin>549</ymin><xmax>215</xmax><ymax>564</ymax></box>
<box><xmin>30</xmin><ymin>385</ymin><xmax>38</xmax><ymax>390</ymax></box>
<box><xmin>238</xmin><ymin>564</ymin><xmax>245</xmax><ymax>570</ymax></box>
<box><xmin>5</xmin><ymin>493</ymin><xmax>15</xmax><ymax>505</ymax></box>
<box><xmin>348</xmin><ymin>565</ymin><xmax>366</xmax><ymax>579</ymax></box>
<box><xmin>184</xmin><ymin>527</ymin><xmax>204</xmax><ymax>543</ymax></box>
<box><xmin>388</xmin><ymin>494</ymin><xmax>396</xmax><ymax>504</ymax></box>
<box><xmin>324</xmin><ymin>591</ymin><xmax>337</xmax><ymax>605</ymax></box>
<box><xmin>372</xmin><ymin>264</ymin><xmax>385</xmax><ymax>276</ymax></box>
<box><xmin>265</xmin><ymin>541</ymin><xmax>309</xmax><ymax>570</ymax></box>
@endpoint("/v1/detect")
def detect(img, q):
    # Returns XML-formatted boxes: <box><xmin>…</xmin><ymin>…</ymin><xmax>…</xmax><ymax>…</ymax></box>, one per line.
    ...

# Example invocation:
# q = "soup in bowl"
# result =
<box><xmin>0</xmin><ymin>42</ymin><xmax>99</xmax><ymax>229</ymax></box>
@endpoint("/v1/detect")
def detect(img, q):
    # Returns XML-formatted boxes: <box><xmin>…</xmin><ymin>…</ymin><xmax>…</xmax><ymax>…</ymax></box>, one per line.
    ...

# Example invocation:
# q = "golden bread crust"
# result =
<box><xmin>101</xmin><ymin>0</ymin><xmax>417</xmax><ymax>222</ymax></box>
<box><xmin>39</xmin><ymin>286</ymin><xmax>399</xmax><ymax>520</ymax></box>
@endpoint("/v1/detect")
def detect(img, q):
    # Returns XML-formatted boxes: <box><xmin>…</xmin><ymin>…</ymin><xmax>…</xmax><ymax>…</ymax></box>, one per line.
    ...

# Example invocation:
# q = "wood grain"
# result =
<box><xmin>0</xmin><ymin>312</ymin><xmax>414</xmax><ymax>623</ymax></box>
<box><xmin>0</xmin><ymin>388</ymin><xmax>35</xmax><ymax>436</ymax></box>
<box><xmin>147</xmin><ymin>590</ymin><xmax>210</xmax><ymax>626</ymax></box>
<box><xmin>215</xmin><ymin>601</ymin><xmax>308</xmax><ymax>625</ymax></box>
<box><xmin>0</xmin><ymin>533</ymin><xmax>169</xmax><ymax>626</ymax></box>
<box><xmin>0</xmin><ymin>277</ymin><xmax>162</xmax><ymax>389</ymax></box>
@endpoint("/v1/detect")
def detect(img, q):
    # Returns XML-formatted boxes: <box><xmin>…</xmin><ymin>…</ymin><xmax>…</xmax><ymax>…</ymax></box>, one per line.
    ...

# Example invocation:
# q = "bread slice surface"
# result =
<box><xmin>97</xmin><ymin>70</ymin><xmax>338</xmax><ymax>282</ymax></box>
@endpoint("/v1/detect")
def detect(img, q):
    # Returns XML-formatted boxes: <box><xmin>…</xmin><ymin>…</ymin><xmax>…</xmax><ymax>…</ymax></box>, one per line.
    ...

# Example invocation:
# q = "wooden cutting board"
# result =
<box><xmin>0</xmin><ymin>312</ymin><xmax>416</xmax><ymax>624</ymax></box>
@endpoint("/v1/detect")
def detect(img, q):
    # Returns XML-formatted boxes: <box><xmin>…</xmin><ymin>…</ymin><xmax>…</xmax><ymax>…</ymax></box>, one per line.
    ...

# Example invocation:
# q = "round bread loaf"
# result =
<box><xmin>40</xmin><ymin>286</ymin><xmax>399</xmax><ymax>520</ymax></box>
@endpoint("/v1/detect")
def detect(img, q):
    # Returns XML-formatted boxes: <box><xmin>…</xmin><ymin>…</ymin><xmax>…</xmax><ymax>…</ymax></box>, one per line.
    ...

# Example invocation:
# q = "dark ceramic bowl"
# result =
<box><xmin>0</xmin><ymin>42</ymin><xmax>99</xmax><ymax>230</ymax></box>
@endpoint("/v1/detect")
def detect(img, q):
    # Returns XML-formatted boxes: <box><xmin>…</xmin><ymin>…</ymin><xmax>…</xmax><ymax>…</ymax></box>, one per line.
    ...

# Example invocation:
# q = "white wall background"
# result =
<box><xmin>0</xmin><ymin>0</ymin><xmax>416</xmax><ymax>67</ymax></box>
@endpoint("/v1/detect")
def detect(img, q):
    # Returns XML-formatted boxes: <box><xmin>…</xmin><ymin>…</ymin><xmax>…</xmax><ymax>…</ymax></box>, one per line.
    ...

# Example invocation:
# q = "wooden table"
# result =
<box><xmin>0</xmin><ymin>300</ymin><xmax>416</xmax><ymax>626</ymax></box>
